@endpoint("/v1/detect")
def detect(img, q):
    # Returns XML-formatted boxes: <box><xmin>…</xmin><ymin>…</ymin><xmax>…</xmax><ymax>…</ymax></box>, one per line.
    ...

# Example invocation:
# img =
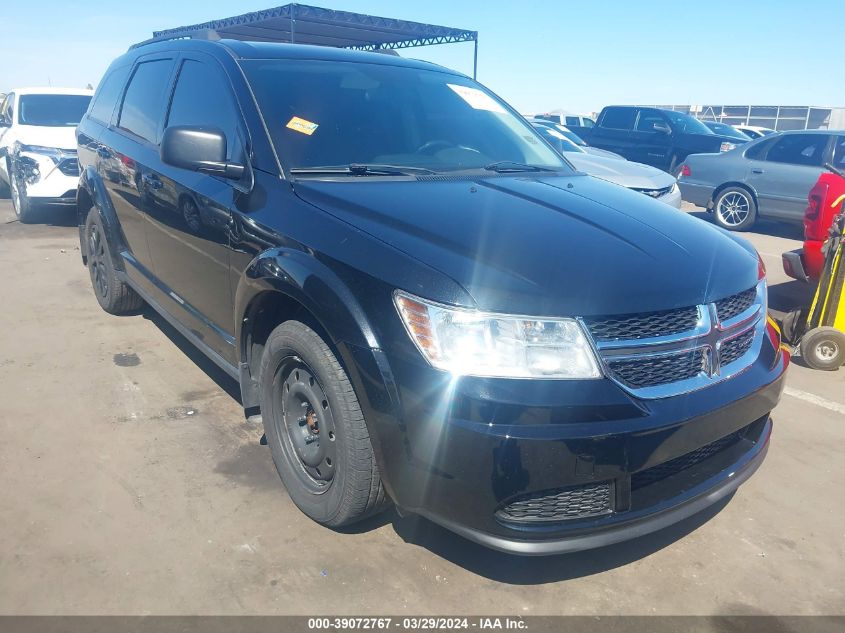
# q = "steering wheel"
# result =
<box><xmin>416</xmin><ymin>140</ymin><xmax>453</xmax><ymax>155</ymax></box>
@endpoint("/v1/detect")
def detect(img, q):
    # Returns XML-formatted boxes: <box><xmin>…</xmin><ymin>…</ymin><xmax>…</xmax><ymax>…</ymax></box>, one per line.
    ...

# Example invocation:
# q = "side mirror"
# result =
<box><xmin>161</xmin><ymin>125</ymin><xmax>245</xmax><ymax>180</ymax></box>
<box><xmin>653</xmin><ymin>121</ymin><xmax>671</xmax><ymax>135</ymax></box>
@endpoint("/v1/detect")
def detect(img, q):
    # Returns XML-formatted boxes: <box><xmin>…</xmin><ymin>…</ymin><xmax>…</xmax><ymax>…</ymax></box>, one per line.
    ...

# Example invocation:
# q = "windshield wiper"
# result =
<box><xmin>483</xmin><ymin>161</ymin><xmax>557</xmax><ymax>173</ymax></box>
<box><xmin>290</xmin><ymin>164</ymin><xmax>437</xmax><ymax>176</ymax></box>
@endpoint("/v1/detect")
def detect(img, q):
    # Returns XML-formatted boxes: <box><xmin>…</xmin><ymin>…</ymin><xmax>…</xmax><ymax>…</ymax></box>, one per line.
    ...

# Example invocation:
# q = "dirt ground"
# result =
<box><xmin>0</xmin><ymin>199</ymin><xmax>842</xmax><ymax>616</ymax></box>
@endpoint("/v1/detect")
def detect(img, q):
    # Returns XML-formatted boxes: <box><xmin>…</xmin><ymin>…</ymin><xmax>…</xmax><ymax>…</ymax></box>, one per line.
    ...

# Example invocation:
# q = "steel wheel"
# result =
<box><xmin>87</xmin><ymin>222</ymin><xmax>110</xmax><ymax>301</ymax></box>
<box><xmin>716</xmin><ymin>191</ymin><xmax>751</xmax><ymax>227</ymax></box>
<box><xmin>814</xmin><ymin>340</ymin><xmax>839</xmax><ymax>363</ymax></box>
<box><xmin>274</xmin><ymin>356</ymin><xmax>337</xmax><ymax>493</ymax></box>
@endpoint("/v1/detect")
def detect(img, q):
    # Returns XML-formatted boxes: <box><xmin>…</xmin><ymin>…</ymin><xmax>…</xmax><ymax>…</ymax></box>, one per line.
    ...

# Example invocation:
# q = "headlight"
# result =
<box><xmin>394</xmin><ymin>291</ymin><xmax>602</xmax><ymax>379</ymax></box>
<box><xmin>16</xmin><ymin>143</ymin><xmax>71</xmax><ymax>165</ymax></box>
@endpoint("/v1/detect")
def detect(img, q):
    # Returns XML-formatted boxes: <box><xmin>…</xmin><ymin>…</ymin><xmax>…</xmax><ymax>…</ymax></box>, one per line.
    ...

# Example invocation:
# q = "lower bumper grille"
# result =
<box><xmin>496</xmin><ymin>482</ymin><xmax>613</xmax><ymax>523</ymax></box>
<box><xmin>632</xmin><ymin>428</ymin><xmax>746</xmax><ymax>491</ymax></box>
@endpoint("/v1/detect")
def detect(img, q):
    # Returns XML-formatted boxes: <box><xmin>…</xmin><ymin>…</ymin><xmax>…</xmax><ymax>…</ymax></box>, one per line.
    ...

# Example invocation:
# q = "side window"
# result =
<box><xmin>565</xmin><ymin>116</ymin><xmax>579</xmax><ymax>126</ymax></box>
<box><xmin>745</xmin><ymin>138</ymin><xmax>775</xmax><ymax>160</ymax></box>
<box><xmin>600</xmin><ymin>107</ymin><xmax>636</xmax><ymax>131</ymax></box>
<box><xmin>636</xmin><ymin>111</ymin><xmax>665</xmax><ymax>132</ymax></box>
<box><xmin>166</xmin><ymin>59</ymin><xmax>244</xmax><ymax>162</ymax></box>
<box><xmin>118</xmin><ymin>59</ymin><xmax>174</xmax><ymax>144</ymax></box>
<box><xmin>765</xmin><ymin>134</ymin><xmax>828</xmax><ymax>167</ymax></box>
<box><xmin>833</xmin><ymin>136</ymin><xmax>845</xmax><ymax>170</ymax></box>
<box><xmin>582</xmin><ymin>118</ymin><xmax>595</xmax><ymax>128</ymax></box>
<box><xmin>89</xmin><ymin>65</ymin><xmax>131</xmax><ymax>125</ymax></box>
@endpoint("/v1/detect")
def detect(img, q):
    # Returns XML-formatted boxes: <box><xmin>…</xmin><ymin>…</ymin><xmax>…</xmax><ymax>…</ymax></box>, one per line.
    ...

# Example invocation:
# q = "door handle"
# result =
<box><xmin>751</xmin><ymin>168</ymin><xmax>764</xmax><ymax>174</ymax></box>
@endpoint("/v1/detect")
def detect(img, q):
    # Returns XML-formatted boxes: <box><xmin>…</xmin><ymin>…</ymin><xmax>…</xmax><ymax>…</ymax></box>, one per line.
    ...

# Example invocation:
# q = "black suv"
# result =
<box><xmin>76</xmin><ymin>40</ymin><xmax>788</xmax><ymax>555</ymax></box>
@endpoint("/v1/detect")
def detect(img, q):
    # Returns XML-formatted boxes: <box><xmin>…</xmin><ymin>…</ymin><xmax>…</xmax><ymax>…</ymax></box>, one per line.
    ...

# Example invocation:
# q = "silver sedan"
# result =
<box><xmin>678</xmin><ymin>130</ymin><xmax>845</xmax><ymax>230</ymax></box>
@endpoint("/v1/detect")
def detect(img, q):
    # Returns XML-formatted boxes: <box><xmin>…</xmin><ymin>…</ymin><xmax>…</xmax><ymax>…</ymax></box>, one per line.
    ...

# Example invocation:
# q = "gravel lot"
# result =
<box><xmin>0</xmin><ymin>198</ymin><xmax>842</xmax><ymax>616</ymax></box>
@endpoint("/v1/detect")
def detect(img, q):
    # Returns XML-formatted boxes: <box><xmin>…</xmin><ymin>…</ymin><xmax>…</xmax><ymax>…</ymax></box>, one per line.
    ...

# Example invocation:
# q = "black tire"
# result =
<box><xmin>84</xmin><ymin>207</ymin><xmax>144</xmax><ymax>315</ymax></box>
<box><xmin>9</xmin><ymin>159</ymin><xmax>36</xmax><ymax>223</ymax></box>
<box><xmin>801</xmin><ymin>326</ymin><xmax>845</xmax><ymax>371</ymax></box>
<box><xmin>712</xmin><ymin>186</ymin><xmax>757</xmax><ymax>231</ymax></box>
<box><xmin>259</xmin><ymin>320</ymin><xmax>389</xmax><ymax>527</ymax></box>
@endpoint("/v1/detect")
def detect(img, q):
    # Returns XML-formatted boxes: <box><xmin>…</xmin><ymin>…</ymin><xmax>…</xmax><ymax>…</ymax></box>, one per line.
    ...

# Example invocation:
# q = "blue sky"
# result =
<box><xmin>1</xmin><ymin>0</ymin><xmax>842</xmax><ymax>114</ymax></box>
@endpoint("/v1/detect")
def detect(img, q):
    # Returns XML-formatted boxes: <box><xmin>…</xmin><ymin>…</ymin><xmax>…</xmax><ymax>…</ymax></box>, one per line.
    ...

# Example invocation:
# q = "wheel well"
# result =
<box><xmin>242</xmin><ymin>291</ymin><xmax>335</xmax><ymax>383</ymax></box>
<box><xmin>712</xmin><ymin>182</ymin><xmax>757</xmax><ymax>208</ymax></box>
<box><xmin>77</xmin><ymin>186</ymin><xmax>92</xmax><ymax>227</ymax></box>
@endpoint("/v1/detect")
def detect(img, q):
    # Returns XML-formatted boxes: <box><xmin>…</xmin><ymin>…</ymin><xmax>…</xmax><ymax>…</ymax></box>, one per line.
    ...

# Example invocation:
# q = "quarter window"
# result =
<box><xmin>89</xmin><ymin>65</ymin><xmax>131</xmax><ymax>125</ymax></box>
<box><xmin>166</xmin><ymin>60</ymin><xmax>244</xmax><ymax>162</ymax></box>
<box><xmin>600</xmin><ymin>107</ymin><xmax>636</xmax><ymax>130</ymax></box>
<box><xmin>764</xmin><ymin>134</ymin><xmax>828</xmax><ymax>167</ymax></box>
<box><xmin>118</xmin><ymin>59</ymin><xmax>174</xmax><ymax>144</ymax></box>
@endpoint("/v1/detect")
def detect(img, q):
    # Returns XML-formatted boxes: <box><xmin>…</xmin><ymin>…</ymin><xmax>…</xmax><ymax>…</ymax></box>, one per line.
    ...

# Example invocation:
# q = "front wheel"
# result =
<box><xmin>84</xmin><ymin>207</ymin><xmax>144</xmax><ymax>314</ymax></box>
<box><xmin>713</xmin><ymin>186</ymin><xmax>757</xmax><ymax>231</ymax></box>
<box><xmin>259</xmin><ymin>321</ymin><xmax>389</xmax><ymax>527</ymax></box>
<box><xmin>9</xmin><ymin>160</ymin><xmax>36</xmax><ymax>223</ymax></box>
<box><xmin>801</xmin><ymin>327</ymin><xmax>845</xmax><ymax>371</ymax></box>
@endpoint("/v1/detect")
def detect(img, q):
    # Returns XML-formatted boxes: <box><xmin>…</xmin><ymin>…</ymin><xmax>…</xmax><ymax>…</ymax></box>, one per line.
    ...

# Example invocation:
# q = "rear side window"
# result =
<box><xmin>635</xmin><ymin>111</ymin><xmax>665</xmax><ymax>132</ymax></box>
<box><xmin>765</xmin><ymin>134</ymin><xmax>828</xmax><ymax>167</ymax></box>
<box><xmin>118</xmin><ymin>59</ymin><xmax>174</xmax><ymax>144</ymax></box>
<box><xmin>89</xmin><ymin>65</ymin><xmax>131</xmax><ymax>125</ymax></box>
<box><xmin>166</xmin><ymin>60</ymin><xmax>244</xmax><ymax>162</ymax></box>
<box><xmin>600</xmin><ymin>107</ymin><xmax>636</xmax><ymax>130</ymax></box>
<box><xmin>832</xmin><ymin>136</ymin><xmax>845</xmax><ymax>170</ymax></box>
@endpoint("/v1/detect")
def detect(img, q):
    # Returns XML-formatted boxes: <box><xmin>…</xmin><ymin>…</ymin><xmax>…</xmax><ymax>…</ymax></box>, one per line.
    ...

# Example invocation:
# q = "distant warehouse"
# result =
<box><xmin>652</xmin><ymin>105</ymin><xmax>845</xmax><ymax>131</ymax></box>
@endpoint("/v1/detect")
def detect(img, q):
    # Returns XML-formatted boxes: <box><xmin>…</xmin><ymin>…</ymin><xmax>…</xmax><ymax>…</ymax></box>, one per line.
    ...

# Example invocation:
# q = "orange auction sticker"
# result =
<box><xmin>286</xmin><ymin>116</ymin><xmax>319</xmax><ymax>135</ymax></box>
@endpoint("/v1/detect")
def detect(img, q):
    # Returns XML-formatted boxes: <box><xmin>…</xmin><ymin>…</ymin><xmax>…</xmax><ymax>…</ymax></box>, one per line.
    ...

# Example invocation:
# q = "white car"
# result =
<box><xmin>0</xmin><ymin>87</ymin><xmax>93</xmax><ymax>222</ymax></box>
<box><xmin>733</xmin><ymin>125</ymin><xmax>776</xmax><ymax>140</ymax></box>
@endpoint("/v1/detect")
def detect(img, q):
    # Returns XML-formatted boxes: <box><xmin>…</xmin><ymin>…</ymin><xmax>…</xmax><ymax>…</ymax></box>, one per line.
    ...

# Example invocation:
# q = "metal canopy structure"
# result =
<box><xmin>150</xmin><ymin>3</ymin><xmax>479</xmax><ymax>78</ymax></box>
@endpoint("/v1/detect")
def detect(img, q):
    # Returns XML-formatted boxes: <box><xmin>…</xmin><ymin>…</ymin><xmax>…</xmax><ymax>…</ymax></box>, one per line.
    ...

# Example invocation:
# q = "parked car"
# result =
<box><xmin>530</xmin><ymin>120</ymin><xmax>681</xmax><ymax>207</ymax></box>
<box><xmin>534</xmin><ymin>113</ymin><xmax>596</xmax><ymax>130</ymax></box>
<box><xmin>77</xmin><ymin>39</ymin><xmax>787</xmax><ymax>555</ymax></box>
<box><xmin>0</xmin><ymin>87</ymin><xmax>93</xmax><ymax>222</ymax></box>
<box><xmin>734</xmin><ymin>125</ymin><xmax>776</xmax><ymax>140</ymax></box>
<box><xmin>783</xmin><ymin>160</ymin><xmax>845</xmax><ymax>281</ymax></box>
<box><xmin>678</xmin><ymin>130</ymin><xmax>844</xmax><ymax>230</ymax></box>
<box><xmin>576</xmin><ymin>106</ymin><xmax>742</xmax><ymax>174</ymax></box>
<box><xmin>703</xmin><ymin>121</ymin><xmax>752</xmax><ymax>142</ymax></box>
<box><xmin>529</xmin><ymin>119</ymin><xmax>625</xmax><ymax>159</ymax></box>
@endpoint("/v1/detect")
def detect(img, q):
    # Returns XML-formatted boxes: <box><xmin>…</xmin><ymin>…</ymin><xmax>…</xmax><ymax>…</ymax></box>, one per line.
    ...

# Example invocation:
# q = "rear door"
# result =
<box><xmin>142</xmin><ymin>53</ymin><xmax>250</xmax><ymax>361</ymax></box>
<box><xmin>747</xmin><ymin>133</ymin><xmax>831</xmax><ymax>220</ymax></box>
<box><xmin>590</xmin><ymin>107</ymin><xmax>638</xmax><ymax>159</ymax></box>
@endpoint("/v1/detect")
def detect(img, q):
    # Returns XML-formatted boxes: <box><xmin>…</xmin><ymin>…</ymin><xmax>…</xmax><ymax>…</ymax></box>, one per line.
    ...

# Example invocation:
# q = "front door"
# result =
<box><xmin>142</xmin><ymin>54</ymin><xmax>249</xmax><ymax>363</ymax></box>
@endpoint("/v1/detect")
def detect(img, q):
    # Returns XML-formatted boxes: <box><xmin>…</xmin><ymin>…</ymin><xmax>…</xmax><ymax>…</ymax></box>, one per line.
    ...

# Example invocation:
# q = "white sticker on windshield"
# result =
<box><xmin>447</xmin><ymin>84</ymin><xmax>506</xmax><ymax>113</ymax></box>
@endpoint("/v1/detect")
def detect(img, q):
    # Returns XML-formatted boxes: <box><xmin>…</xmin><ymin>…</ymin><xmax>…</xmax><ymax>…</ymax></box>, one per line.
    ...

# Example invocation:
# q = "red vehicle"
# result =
<box><xmin>783</xmin><ymin>164</ymin><xmax>845</xmax><ymax>281</ymax></box>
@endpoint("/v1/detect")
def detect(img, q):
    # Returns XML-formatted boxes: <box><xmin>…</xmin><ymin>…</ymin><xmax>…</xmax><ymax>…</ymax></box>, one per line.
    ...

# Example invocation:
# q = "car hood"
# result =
<box><xmin>565</xmin><ymin>154</ymin><xmax>676</xmax><ymax>190</ymax></box>
<box><xmin>14</xmin><ymin>125</ymin><xmax>78</xmax><ymax>151</ymax></box>
<box><xmin>293</xmin><ymin>174</ymin><xmax>759</xmax><ymax>316</ymax></box>
<box><xmin>583</xmin><ymin>146</ymin><xmax>626</xmax><ymax>160</ymax></box>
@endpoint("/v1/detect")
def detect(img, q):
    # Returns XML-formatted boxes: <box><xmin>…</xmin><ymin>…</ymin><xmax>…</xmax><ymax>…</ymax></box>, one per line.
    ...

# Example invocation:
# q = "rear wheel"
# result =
<box><xmin>259</xmin><ymin>320</ymin><xmax>389</xmax><ymax>527</ymax></box>
<box><xmin>84</xmin><ymin>207</ymin><xmax>144</xmax><ymax>314</ymax></box>
<box><xmin>713</xmin><ymin>186</ymin><xmax>757</xmax><ymax>231</ymax></box>
<box><xmin>801</xmin><ymin>327</ymin><xmax>845</xmax><ymax>371</ymax></box>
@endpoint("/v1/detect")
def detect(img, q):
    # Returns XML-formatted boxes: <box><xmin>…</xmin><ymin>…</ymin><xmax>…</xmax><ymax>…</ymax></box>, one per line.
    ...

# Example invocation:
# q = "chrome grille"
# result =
<box><xmin>585</xmin><ymin>306</ymin><xmax>699</xmax><ymax>341</ymax></box>
<box><xmin>607</xmin><ymin>349</ymin><xmax>705</xmax><ymax>389</ymax></box>
<box><xmin>588</xmin><ymin>284</ymin><xmax>764</xmax><ymax>398</ymax></box>
<box><xmin>496</xmin><ymin>482</ymin><xmax>613</xmax><ymax>523</ymax></box>
<box><xmin>631</xmin><ymin>184</ymin><xmax>674</xmax><ymax>199</ymax></box>
<box><xmin>715</xmin><ymin>288</ymin><xmax>757</xmax><ymax>322</ymax></box>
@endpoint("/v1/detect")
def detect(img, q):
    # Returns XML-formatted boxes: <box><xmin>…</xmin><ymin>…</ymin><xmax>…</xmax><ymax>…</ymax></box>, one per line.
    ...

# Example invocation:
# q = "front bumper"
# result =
<box><xmin>14</xmin><ymin>151</ymin><xmax>79</xmax><ymax>203</ymax></box>
<box><xmin>658</xmin><ymin>186</ymin><xmax>682</xmax><ymax>209</ymax></box>
<box><xmin>345</xmin><ymin>325</ymin><xmax>788</xmax><ymax>556</ymax></box>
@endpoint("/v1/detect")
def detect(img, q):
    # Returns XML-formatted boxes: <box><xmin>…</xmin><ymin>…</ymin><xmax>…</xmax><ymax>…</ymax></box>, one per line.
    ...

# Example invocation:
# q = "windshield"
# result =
<box><xmin>705</xmin><ymin>121</ymin><xmax>750</xmax><ymax>140</ymax></box>
<box><xmin>662</xmin><ymin>110</ymin><xmax>713</xmax><ymax>135</ymax></box>
<box><xmin>242</xmin><ymin>60</ymin><xmax>568</xmax><ymax>173</ymax></box>
<box><xmin>18</xmin><ymin>94</ymin><xmax>91</xmax><ymax>127</ymax></box>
